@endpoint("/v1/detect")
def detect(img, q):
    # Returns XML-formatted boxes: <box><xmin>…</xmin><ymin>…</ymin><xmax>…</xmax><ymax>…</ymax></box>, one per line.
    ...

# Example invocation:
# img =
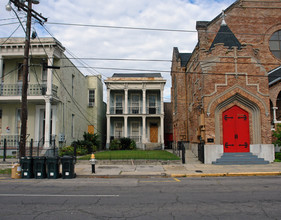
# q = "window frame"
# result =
<box><xmin>269</xmin><ymin>30</ymin><xmax>281</xmax><ymax>59</ymax></box>
<box><xmin>88</xmin><ymin>89</ymin><xmax>95</xmax><ymax>107</ymax></box>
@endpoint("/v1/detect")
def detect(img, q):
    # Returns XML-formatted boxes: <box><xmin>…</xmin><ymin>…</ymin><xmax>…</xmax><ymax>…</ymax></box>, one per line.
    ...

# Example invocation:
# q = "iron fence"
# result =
<box><xmin>0</xmin><ymin>137</ymin><xmax>59</xmax><ymax>159</ymax></box>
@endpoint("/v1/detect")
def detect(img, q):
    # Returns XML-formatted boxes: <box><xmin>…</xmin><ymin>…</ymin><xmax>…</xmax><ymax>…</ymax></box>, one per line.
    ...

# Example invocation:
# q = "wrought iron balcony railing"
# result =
<box><xmin>109</xmin><ymin>106</ymin><xmax>160</xmax><ymax>114</ymax></box>
<box><xmin>146</xmin><ymin>106</ymin><xmax>160</xmax><ymax>114</ymax></box>
<box><xmin>0</xmin><ymin>84</ymin><xmax>58</xmax><ymax>98</ymax></box>
<box><xmin>128</xmin><ymin>106</ymin><xmax>141</xmax><ymax>114</ymax></box>
<box><xmin>110</xmin><ymin>106</ymin><xmax>123</xmax><ymax>114</ymax></box>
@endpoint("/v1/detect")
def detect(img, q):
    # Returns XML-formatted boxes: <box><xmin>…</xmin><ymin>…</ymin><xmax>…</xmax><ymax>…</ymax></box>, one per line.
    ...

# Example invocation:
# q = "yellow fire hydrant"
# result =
<box><xmin>89</xmin><ymin>153</ymin><xmax>96</xmax><ymax>173</ymax></box>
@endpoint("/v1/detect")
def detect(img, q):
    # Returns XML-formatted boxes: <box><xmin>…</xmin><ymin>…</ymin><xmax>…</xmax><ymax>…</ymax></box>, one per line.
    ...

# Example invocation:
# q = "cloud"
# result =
<box><xmin>0</xmin><ymin>0</ymin><xmax>236</xmax><ymax>102</ymax></box>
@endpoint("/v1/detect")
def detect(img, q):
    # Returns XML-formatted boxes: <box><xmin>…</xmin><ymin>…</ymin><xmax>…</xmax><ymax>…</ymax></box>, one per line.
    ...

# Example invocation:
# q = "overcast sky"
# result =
<box><xmin>0</xmin><ymin>0</ymin><xmax>236</xmax><ymax>101</ymax></box>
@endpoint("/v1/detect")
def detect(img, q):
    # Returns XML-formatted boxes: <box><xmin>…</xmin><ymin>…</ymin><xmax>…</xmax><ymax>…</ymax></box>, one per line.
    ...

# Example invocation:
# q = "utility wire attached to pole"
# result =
<box><xmin>6</xmin><ymin>0</ymin><xmax>47</xmax><ymax>157</ymax></box>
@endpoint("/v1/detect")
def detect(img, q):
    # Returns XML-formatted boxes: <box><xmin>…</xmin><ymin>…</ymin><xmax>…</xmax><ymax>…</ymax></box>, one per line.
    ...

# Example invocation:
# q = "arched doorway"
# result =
<box><xmin>223</xmin><ymin>105</ymin><xmax>250</xmax><ymax>153</ymax></box>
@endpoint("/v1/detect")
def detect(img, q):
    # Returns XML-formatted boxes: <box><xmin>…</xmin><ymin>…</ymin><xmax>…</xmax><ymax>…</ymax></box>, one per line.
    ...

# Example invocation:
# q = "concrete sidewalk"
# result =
<box><xmin>75</xmin><ymin>150</ymin><xmax>281</xmax><ymax>178</ymax></box>
<box><xmin>1</xmin><ymin>150</ymin><xmax>281</xmax><ymax>178</ymax></box>
<box><xmin>75</xmin><ymin>161</ymin><xmax>281</xmax><ymax>178</ymax></box>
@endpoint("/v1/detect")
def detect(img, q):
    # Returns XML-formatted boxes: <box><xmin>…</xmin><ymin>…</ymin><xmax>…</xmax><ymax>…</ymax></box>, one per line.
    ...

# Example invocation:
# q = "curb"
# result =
<box><xmin>171</xmin><ymin>172</ymin><xmax>281</xmax><ymax>178</ymax></box>
<box><xmin>1</xmin><ymin>172</ymin><xmax>281</xmax><ymax>179</ymax></box>
<box><xmin>76</xmin><ymin>174</ymin><xmax>166</xmax><ymax>178</ymax></box>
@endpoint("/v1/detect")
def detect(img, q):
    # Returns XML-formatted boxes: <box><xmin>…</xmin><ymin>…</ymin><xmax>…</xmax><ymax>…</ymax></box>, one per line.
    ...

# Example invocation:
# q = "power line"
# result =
<box><xmin>62</xmin><ymin>57</ymin><xmax>171</xmax><ymax>62</ymax></box>
<box><xmin>45</xmin><ymin>21</ymin><xmax>278</xmax><ymax>37</ymax></box>
<box><xmin>0</xmin><ymin>22</ymin><xmax>19</xmax><ymax>26</ymax></box>
<box><xmin>51</xmin><ymin>57</ymin><xmax>281</xmax><ymax>68</ymax></box>
<box><xmin>47</xmin><ymin>22</ymin><xmax>197</xmax><ymax>33</ymax></box>
<box><xmin>3</xmin><ymin>18</ymin><xmax>281</xmax><ymax>37</ymax></box>
<box><xmin>0</xmin><ymin>17</ymin><xmax>24</xmax><ymax>21</ymax></box>
<box><xmin>0</xmin><ymin>24</ymin><xmax>21</xmax><ymax>46</ymax></box>
<box><xmin>35</xmin><ymin>33</ymin><xmax>103</xmax><ymax>135</ymax></box>
<box><xmin>59</xmin><ymin>65</ymin><xmax>281</xmax><ymax>79</ymax></box>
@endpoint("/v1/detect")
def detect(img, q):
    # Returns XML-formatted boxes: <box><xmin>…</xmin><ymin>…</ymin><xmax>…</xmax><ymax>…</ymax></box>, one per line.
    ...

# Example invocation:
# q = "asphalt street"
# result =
<box><xmin>0</xmin><ymin>176</ymin><xmax>281</xmax><ymax>219</ymax></box>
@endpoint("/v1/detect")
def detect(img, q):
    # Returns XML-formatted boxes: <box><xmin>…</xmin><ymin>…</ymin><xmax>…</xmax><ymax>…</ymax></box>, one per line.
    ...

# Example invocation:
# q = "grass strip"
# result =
<box><xmin>275</xmin><ymin>152</ymin><xmax>281</xmax><ymax>162</ymax></box>
<box><xmin>78</xmin><ymin>150</ymin><xmax>180</xmax><ymax>160</ymax></box>
<box><xmin>0</xmin><ymin>168</ymin><xmax>11</xmax><ymax>175</ymax></box>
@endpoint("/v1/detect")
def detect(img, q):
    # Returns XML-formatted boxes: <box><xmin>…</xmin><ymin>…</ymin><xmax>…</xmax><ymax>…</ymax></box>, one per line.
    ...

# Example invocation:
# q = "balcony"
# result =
<box><xmin>0</xmin><ymin>134</ymin><xmax>19</xmax><ymax>148</ymax></box>
<box><xmin>128</xmin><ymin>106</ymin><xmax>141</xmax><ymax>114</ymax></box>
<box><xmin>109</xmin><ymin>105</ymin><xmax>160</xmax><ymax>115</ymax></box>
<box><xmin>0</xmin><ymin>84</ymin><xmax>58</xmax><ymax>98</ymax></box>
<box><xmin>110</xmin><ymin>106</ymin><xmax>123</xmax><ymax>114</ymax></box>
<box><xmin>147</xmin><ymin>106</ymin><xmax>160</xmax><ymax>114</ymax></box>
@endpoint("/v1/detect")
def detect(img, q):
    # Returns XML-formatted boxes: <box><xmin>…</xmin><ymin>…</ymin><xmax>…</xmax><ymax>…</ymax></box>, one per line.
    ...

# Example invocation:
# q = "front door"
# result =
<box><xmin>150</xmin><ymin>124</ymin><xmax>158</xmax><ymax>143</ymax></box>
<box><xmin>223</xmin><ymin>105</ymin><xmax>250</xmax><ymax>153</ymax></box>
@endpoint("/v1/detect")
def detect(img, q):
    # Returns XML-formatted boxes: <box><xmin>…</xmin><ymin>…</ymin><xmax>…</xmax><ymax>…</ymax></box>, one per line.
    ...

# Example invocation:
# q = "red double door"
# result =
<box><xmin>223</xmin><ymin>105</ymin><xmax>250</xmax><ymax>153</ymax></box>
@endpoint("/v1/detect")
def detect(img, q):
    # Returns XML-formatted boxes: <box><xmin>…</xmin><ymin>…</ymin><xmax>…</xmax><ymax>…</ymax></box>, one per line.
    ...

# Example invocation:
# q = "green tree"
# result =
<box><xmin>273</xmin><ymin>124</ymin><xmax>281</xmax><ymax>146</ymax></box>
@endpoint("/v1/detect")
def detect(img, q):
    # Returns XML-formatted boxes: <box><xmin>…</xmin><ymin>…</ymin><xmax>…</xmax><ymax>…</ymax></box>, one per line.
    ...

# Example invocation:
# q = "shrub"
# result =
<box><xmin>83</xmin><ymin>132</ymin><xmax>101</xmax><ymax>149</ymax></box>
<box><xmin>120</xmin><ymin>138</ymin><xmax>132</xmax><ymax>150</ymax></box>
<box><xmin>109</xmin><ymin>138</ymin><xmax>136</xmax><ymax>150</ymax></box>
<box><xmin>129</xmin><ymin>140</ymin><xmax>137</xmax><ymax>150</ymax></box>
<box><xmin>109</xmin><ymin>139</ymin><xmax>121</xmax><ymax>150</ymax></box>
<box><xmin>59</xmin><ymin>146</ymin><xmax>88</xmax><ymax>157</ymax></box>
<box><xmin>273</xmin><ymin>124</ymin><xmax>281</xmax><ymax>146</ymax></box>
<box><xmin>71</xmin><ymin>132</ymin><xmax>100</xmax><ymax>154</ymax></box>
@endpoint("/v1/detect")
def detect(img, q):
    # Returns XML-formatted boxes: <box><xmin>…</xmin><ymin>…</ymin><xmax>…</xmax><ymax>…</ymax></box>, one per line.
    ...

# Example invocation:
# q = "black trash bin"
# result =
<box><xmin>46</xmin><ymin>156</ymin><xmax>60</xmax><ymax>179</ymax></box>
<box><xmin>61</xmin><ymin>156</ymin><xmax>76</xmax><ymax>179</ymax></box>
<box><xmin>20</xmin><ymin>157</ymin><xmax>33</xmax><ymax>178</ymax></box>
<box><xmin>33</xmin><ymin>156</ymin><xmax>46</xmax><ymax>179</ymax></box>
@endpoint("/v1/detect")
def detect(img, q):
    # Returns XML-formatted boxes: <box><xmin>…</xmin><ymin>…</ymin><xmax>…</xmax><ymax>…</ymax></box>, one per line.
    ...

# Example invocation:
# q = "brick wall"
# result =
<box><xmin>171</xmin><ymin>0</ymin><xmax>281</xmax><ymax>146</ymax></box>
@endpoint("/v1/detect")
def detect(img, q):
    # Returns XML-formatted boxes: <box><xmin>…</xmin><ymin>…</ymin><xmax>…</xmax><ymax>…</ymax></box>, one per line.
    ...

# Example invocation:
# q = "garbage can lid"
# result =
<box><xmin>61</xmin><ymin>155</ymin><xmax>74</xmax><ymax>161</ymax></box>
<box><xmin>33</xmin><ymin>156</ymin><xmax>46</xmax><ymax>159</ymax></box>
<box><xmin>20</xmin><ymin>156</ymin><xmax>33</xmax><ymax>160</ymax></box>
<box><xmin>62</xmin><ymin>155</ymin><xmax>73</xmax><ymax>158</ymax></box>
<box><xmin>47</xmin><ymin>156</ymin><xmax>60</xmax><ymax>159</ymax></box>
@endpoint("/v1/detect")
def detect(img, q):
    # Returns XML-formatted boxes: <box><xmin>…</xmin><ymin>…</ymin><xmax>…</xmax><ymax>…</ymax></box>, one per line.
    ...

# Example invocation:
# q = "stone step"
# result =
<box><xmin>145</xmin><ymin>143</ymin><xmax>162</xmax><ymax>150</ymax></box>
<box><xmin>213</xmin><ymin>160</ymin><xmax>269</xmax><ymax>165</ymax></box>
<box><xmin>213</xmin><ymin>152</ymin><xmax>269</xmax><ymax>165</ymax></box>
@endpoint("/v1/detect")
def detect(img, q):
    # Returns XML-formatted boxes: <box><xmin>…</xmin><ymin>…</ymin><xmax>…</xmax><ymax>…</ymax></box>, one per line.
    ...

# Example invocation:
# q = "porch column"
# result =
<box><xmin>160</xmin><ymin>87</ymin><xmax>164</xmax><ymax>114</ymax></box>
<box><xmin>160</xmin><ymin>115</ymin><xmax>164</xmax><ymax>150</ymax></box>
<box><xmin>44</xmin><ymin>56</ymin><xmax>53</xmax><ymax>148</ymax></box>
<box><xmin>142</xmin><ymin>116</ymin><xmax>146</xmax><ymax>149</ymax></box>
<box><xmin>0</xmin><ymin>56</ymin><xmax>3</xmax><ymax>83</ymax></box>
<box><xmin>44</xmin><ymin>99</ymin><xmax>51</xmax><ymax>148</ymax></box>
<box><xmin>46</xmin><ymin>56</ymin><xmax>53</xmax><ymax>96</ymax></box>
<box><xmin>273</xmin><ymin>107</ymin><xmax>278</xmax><ymax>123</ymax></box>
<box><xmin>107</xmin><ymin>88</ymin><xmax>110</xmax><ymax>114</ymax></box>
<box><xmin>124</xmin><ymin>89</ymin><xmax>128</xmax><ymax>114</ymax></box>
<box><xmin>124</xmin><ymin>116</ymin><xmax>128</xmax><ymax>137</ymax></box>
<box><xmin>142</xmin><ymin>89</ymin><xmax>146</xmax><ymax>114</ymax></box>
<box><xmin>106</xmin><ymin>116</ymin><xmax>110</xmax><ymax>149</ymax></box>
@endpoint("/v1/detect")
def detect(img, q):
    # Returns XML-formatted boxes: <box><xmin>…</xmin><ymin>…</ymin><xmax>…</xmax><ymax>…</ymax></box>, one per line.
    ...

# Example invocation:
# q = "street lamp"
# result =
<box><xmin>5</xmin><ymin>2</ymin><xmax>12</xmax><ymax>11</ymax></box>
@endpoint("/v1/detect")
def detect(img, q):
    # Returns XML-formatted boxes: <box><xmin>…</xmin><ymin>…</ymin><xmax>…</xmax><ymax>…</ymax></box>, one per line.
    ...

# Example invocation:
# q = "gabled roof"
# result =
<box><xmin>172</xmin><ymin>47</ymin><xmax>191</xmax><ymax>68</ymax></box>
<box><xmin>209</xmin><ymin>23</ymin><xmax>241</xmax><ymax>50</ymax></box>
<box><xmin>268</xmin><ymin>66</ymin><xmax>281</xmax><ymax>86</ymax></box>
<box><xmin>112</xmin><ymin>73</ymin><xmax>162</xmax><ymax>78</ymax></box>
<box><xmin>179</xmin><ymin>53</ymin><xmax>192</xmax><ymax>67</ymax></box>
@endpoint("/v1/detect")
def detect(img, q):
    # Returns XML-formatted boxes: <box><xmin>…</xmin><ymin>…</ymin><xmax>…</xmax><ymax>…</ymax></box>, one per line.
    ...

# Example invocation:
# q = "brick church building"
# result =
<box><xmin>171</xmin><ymin>0</ymin><xmax>281</xmax><ymax>164</ymax></box>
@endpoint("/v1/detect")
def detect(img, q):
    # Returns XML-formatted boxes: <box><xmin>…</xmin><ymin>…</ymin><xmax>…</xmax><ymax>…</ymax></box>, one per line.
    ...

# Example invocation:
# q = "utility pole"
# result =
<box><xmin>19</xmin><ymin>0</ymin><xmax>32</xmax><ymax>158</ymax></box>
<box><xmin>6</xmin><ymin>0</ymin><xmax>47</xmax><ymax>157</ymax></box>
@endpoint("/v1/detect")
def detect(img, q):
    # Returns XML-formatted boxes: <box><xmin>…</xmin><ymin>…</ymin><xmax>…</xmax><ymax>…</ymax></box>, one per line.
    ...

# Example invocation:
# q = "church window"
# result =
<box><xmin>269</xmin><ymin>30</ymin><xmax>281</xmax><ymax>59</ymax></box>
